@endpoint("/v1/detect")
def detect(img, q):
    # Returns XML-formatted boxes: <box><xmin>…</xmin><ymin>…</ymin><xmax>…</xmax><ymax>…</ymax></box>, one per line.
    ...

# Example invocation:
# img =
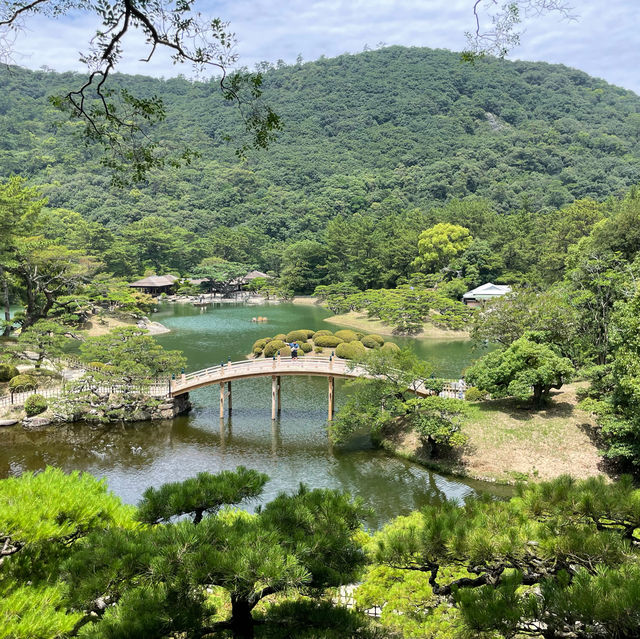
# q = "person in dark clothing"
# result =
<box><xmin>290</xmin><ymin>342</ymin><xmax>299</xmax><ymax>359</ymax></box>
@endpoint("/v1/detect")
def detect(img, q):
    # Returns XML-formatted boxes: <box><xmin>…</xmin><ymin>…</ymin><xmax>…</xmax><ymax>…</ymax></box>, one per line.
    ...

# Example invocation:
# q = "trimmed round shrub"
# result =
<box><xmin>335</xmin><ymin>329</ymin><xmax>359</xmax><ymax>343</ymax></box>
<box><xmin>272</xmin><ymin>334</ymin><xmax>286</xmax><ymax>341</ymax></box>
<box><xmin>336</xmin><ymin>341</ymin><xmax>367</xmax><ymax>360</ymax></box>
<box><xmin>312</xmin><ymin>330</ymin><xmax>333</xmax><ymax>339</ymax></box>
<box><xmin>0</xmin><ymin>364</ymin><xmax>19</xmax><ymax>382</ymax></box>
<box><xmin>9</xmin><ymin>374</ymin><xmax>38</xmax><ymax>393</ymax></box>
<box><xmin>381</xmin><ymin>341</ymin><xmax>400</xmax><ymax>352</ymax></box>
<box><xmin>263</xmin><ymin>340</ymin><xmax>287</xmax><ymax>358</ymax></box>
<box><xmin>314</xmin><ymin>346</ymin><xmax>323</xmax><ymax>353</ymax></box>
<box><xmin>252</xmin><ymin>347</ymin><xmax>263</xmax><ymax>356</ymax></box>
<box><xmin>364</xmin><ymin>334</ymin><xmax>384</xmax><ymax>346</ymax></box>
<box><xmin>361</xmin><ymin>335</ymin><xmax>382</xmax><ymax>349</ymax></box>
<box><xmin>285</xmin><ymin>330</ymin><xmax>311</xmax><ymax>343</ymax></box>
<box><xmin>280</xmin><ymin>346</ymin><xmax>292</xmax><ymax>357</ymax></box>
<box><xmin>300</xmin><ymin>342</ymin><xmax>313</xmax><ymax>353</ymax></box>
<box><xmin>25</xmin><ymin>393</ymin><xmax>47</xmax><ymax>417</ymax></box>
<box><xmin>313</xmin><ymin>335</ymin><xmax>344</xmax><ymax>348</ymax></box>
<box><xmin>464</xmin><ymin>386</ymin><xmax>487</xmax><ymax>402</ymax></box>
<box><xmin>252</xmin><ymin>338</ymin><xmax>270</xmax><ymax>351</ymax></box>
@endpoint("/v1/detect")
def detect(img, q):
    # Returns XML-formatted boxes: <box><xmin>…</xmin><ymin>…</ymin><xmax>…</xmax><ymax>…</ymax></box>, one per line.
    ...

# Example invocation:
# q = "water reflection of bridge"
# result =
<box><xmin>170</xmin><ymin>356</ymin><xmax>459</xmax><ymax>421</ymax></box>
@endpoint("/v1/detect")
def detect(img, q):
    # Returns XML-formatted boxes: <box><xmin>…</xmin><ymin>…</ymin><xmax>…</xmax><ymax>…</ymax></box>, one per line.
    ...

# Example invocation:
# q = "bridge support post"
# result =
<box><xmin>272</xmin><ymin>376</ymin><xmax>278</xmax><ymax>420</ymax></box>
<box><xmin>277</xmin><ymin>376</ymin><xmax>281</xmax><ymax>414</ymax></box>
<box><xmin>328</xmin><ymin>376</ymin><xmax>335</xmax><ymax>421</ymax></box>
<box><xmin>227</xmin><ymin>381</ymin><xmax>232</xmax><ymax>414</ymax></box>
<box><xmin>220</xmin><ymin>383</ymin><xmax>225</xmax><ymax>419</ymax></box>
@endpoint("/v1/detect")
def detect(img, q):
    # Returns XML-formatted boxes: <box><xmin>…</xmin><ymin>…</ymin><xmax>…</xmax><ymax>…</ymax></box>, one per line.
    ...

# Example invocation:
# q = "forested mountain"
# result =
<box><xmin>2</xmin><ymin>47</ymin><xmax>640</xmax><ymax>287</ymax></box>
<box><xmin>2</xmin><ymin>46</ymin><xmax>640</xmax><ymax>229</ymax></box>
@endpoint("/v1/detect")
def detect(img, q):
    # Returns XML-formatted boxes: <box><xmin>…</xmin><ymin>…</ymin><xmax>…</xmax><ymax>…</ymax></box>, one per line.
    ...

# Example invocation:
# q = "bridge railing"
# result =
<box><xmin>178</xmin><ymin>356</ymin><xmax>351</xmax><ymax>383</ymax></box>
<box><xmin>173</xmin><ymin>357</ymin><xmax>465</xmax><ymax>398</ymax></box>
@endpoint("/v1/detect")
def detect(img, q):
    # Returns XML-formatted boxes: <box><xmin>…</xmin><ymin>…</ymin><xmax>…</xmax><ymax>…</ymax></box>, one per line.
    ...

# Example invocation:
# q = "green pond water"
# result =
<box><xmin>1</xmin><ymin>302</ymin><xmax>507</xmax><ymax>527</ymax></box>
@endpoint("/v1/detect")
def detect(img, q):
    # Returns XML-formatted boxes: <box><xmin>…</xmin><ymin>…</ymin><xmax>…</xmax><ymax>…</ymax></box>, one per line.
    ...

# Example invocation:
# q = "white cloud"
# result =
<box><xmin>3</xmin><ymin>1</ymin><xmax>639</xmax><ymax>93</ymax></box>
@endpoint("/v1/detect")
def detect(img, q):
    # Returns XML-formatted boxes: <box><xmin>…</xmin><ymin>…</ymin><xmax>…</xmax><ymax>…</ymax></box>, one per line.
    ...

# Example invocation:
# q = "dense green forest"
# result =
<box><xmin>2</xmin><ymin>46</ymin><xmax>640</xmax><ymax>287</ymax></box>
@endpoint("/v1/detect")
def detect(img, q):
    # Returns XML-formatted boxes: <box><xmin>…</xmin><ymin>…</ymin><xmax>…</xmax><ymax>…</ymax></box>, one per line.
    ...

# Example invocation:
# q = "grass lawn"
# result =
<box><xmin>382</xmin><ymin>382</ymin><xmax>606</xmax><ymax>484</ymax></box>
<box><xmin>456</xmin><ymin>383</ymin><xmax>605</xmax><ymax>483</ymax></box>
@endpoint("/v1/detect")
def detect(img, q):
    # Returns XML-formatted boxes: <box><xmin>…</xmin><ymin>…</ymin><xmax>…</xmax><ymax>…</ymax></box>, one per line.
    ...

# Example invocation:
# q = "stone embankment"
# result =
<box><xmin>13</xmin><ymin>394</ymin><xmax>191</xmax><ymax>431</ymax></box>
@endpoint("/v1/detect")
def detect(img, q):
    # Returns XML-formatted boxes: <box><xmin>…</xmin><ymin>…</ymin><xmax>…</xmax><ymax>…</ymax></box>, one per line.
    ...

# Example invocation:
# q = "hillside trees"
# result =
<box><xmin>412</xmin><ymin>223</ymin><xmax>473</xmax><ymax>273</ymax></box>
<box><xmin>581</xmin><ymin>290</ymin><xmax>640</xmax><ymax>469</ymax></box>
<box><xmin>0</xmin><ymin>0</ymin><xmax>280</xmax><ymax>183</ymax></box>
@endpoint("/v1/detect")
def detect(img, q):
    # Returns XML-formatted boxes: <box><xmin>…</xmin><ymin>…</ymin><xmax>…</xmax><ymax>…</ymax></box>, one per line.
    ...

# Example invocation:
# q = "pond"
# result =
<box><xmin>0</xmin><ymin>301</ymin><xmax>506</xmax><ymax>527</ymax></box>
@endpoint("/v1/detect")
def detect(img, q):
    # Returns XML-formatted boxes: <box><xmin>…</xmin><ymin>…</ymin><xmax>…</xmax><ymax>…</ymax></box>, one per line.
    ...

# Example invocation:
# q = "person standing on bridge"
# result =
<box><xmin>290</xmin><ymin>342</ymin><xmax>299</xmax><ymax>360</ymax></box>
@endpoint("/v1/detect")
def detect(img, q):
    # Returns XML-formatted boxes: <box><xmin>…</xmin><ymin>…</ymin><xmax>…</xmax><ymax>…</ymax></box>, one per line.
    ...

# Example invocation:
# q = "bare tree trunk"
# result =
<box><xmin>230</xmin><ymin>597</ymin><xmax>255</xmax><ymax>639</ymax></box>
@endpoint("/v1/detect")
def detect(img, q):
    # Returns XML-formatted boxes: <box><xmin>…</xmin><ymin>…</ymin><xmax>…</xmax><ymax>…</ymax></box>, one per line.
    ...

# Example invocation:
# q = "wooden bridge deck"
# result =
<box><xmin>169</xmin><ymin>356</ymin><xmax>461</xmax><ymax>420</ymax></box>
<box><xmin>170</xmin><ymin>356</ymin><xmax>369</xmax><ymax>395</ymax></box>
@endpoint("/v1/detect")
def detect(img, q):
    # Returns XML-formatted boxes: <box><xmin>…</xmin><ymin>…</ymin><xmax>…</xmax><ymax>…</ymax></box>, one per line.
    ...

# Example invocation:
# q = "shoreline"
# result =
<box><xmin>80</xmin><ymin>315</ymin><xmax>170</xmax><ymax>337</ymax></box>
<box><xmin>323</xmin><ymin>310</ymin><xmax>470</xmax><ymax>340</ymax></box>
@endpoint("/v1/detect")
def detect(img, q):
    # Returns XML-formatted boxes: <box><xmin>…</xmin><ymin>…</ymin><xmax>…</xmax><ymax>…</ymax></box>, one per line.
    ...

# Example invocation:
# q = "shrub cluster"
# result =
<box><xmin>0</xmin><ymin>363</ymin><xmax>19</xmax><ymax>382</ymax></box>
<box><xmin>381</xmin><ymin>342</ymin><xmax>400</xmax><ymax>352</ymax></box>
<box><xmin>24</xmin><ymin>393</ymin><xmax>47</xmax><ymax>417</ymax></box>
<box><xmin>464</xmin><ymin>386</ymin><xmax>487</xmax><ymax>402</ymax></box>
<box><xmin>251</xmin><ymin>328</ymin><xmax>392</xmax><ymax>360</ymax></box>
<box><xmin>336</xmin><ymin>341</ymin><xmax>367</xmax><ymax>360</ymax></box>
<box><xmin>263</xmin><ymin>340</ymin><xmax>287</xmax><ymax>358</ymax></box>
<box><xmin>285</xmin><ymin>330</ymin><xmax>314</xmax><ymax>342</ymax></box>
<box><xmin>314</xmin><ymin>335</ymin><xmax>344</xmax><ymax>348</ymax></box>
<box><xmin>334</xmin><ymin>329</ymin><xmax>360</xmax><ymax>343</ymax></box>
<box><xmin>361</xmin><ymin>335</ymin><xmax>381</xmax><ymax>349</ymax></box>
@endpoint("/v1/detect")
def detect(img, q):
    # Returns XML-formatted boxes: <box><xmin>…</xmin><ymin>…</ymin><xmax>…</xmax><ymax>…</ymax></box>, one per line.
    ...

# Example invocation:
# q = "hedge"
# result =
<box><xmin>364</xmin><ymin>334</ymin><xmax>384</xmax><ymax>346</ymax></box>
<box><xmin>300</xmin><ymin>342</ymin><xmax>313</xmax><ymax>353</ymax></box>
<box><xmin>9</xmin><ymin>374</ymin><xmax>38</xmax><ymax>393</ymax></box>
<box><xmin>263</xmin><ymin>340</ymin><xmax>287</xmax><ymax>358</ymax></box>
<box><xmin>312</xmin><ymin>330</ymin><xmax>333</xmax><ymax>339</ymax></box>
<box><xmin>272</xmin><ymin>334</ymin><xmax>286</xmax><ymax>341</ymax></box>
<box><xmin>25</xmin><ymin>393</ymin><xmax>47</xmax><ymax>417</ymax></box>
<box><xmin>381</xmin><ymin>342</ymin><xmax>400</xmax><ymax>352</ymax></box>
<box><xmin>361</xmin><ymin>335</ymin><xmax>382</xmax><ymax>349</ymax></box>
<box><xmin>334</xmin><ymin>330</ymin><xmax>359</xmax><ymax>343</ymax></box>
<box><xmin>313</xmin><ymin>335</ymin><xmax>344</xmax><ymax>348</ymax></box>
<box><xmin>336</xmin><ymin>341</ymin><xmax>367</xmax><ymax>360</ymax></box>
<box><xmin>0</xmin><ymin>364</ymin><xmax>19</xmax><ymax>382</ymax></box>
<box><xmin>285</xmin><ymin>330</ymin><xmax>311</xmax><ymax>343</ymax></box>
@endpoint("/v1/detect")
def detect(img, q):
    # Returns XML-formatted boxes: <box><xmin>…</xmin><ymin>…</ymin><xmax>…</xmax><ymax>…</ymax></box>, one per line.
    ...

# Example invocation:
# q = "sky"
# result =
<box><xmin>3</xmin><ymin>0</ymin><xmax>639</xmax><ymax>94</ymax></box>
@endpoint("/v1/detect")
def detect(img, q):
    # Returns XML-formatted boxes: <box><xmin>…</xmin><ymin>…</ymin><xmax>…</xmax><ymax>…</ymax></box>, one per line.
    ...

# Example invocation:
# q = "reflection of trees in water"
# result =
<box><xmin>328</xmin><ymin>451</ymin><xmax>468</xmax><ymax>529</ymax></box>
<box><xmin>0</xmin><ymin>420</ymin><xmax>176</xmax><ymax>476</ymax></box>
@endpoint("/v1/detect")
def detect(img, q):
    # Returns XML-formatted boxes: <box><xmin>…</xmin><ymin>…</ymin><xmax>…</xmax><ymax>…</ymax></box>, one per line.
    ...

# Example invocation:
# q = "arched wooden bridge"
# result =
<box><xmin>169</xmin><ymin>356</ymin><xmax>461</xmax><ymax>421</ymax></box>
